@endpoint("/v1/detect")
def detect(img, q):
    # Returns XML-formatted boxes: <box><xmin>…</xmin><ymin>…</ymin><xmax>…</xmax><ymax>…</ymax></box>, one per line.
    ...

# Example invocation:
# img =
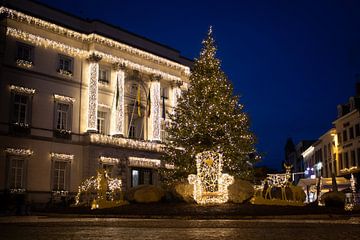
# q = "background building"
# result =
<box><xmin>298</xmin><ymin>83</ymin><xmax>360</xmax><ymax>188</ymax></box>
<box><xmin>0</xmin><ymin>0</ymin><xmax>192</xmax><ymax>203</ymax></box>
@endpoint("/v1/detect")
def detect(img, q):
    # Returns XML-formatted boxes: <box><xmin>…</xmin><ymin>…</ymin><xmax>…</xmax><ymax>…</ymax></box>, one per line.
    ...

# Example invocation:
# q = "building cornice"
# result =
<box><xmin>6</xmin><ymin>27</ymin><xmax>184</xmax><ymax>81</ymax></box>
<box><xmin>0</xmin><ymin>6</ymin><xmax>190</xmax><ymax>76</ymax></box>
<box><xmin>332</xmin><ymin>109</ymin><xmax>358</xmax><ymax>124</ymax></box>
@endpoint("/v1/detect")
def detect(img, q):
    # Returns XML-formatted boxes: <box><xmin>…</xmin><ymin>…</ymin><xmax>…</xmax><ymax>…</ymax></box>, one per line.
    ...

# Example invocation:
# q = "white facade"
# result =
<box><xmin>0</xmin><ymin>1</ymin><xmax>191</xmax><ymax>203</ymax></box>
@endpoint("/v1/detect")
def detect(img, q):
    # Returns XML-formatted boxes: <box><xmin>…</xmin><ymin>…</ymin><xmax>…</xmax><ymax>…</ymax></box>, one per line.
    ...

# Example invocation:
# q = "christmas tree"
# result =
<box><xmin>162</xmin><ymin>27</ymin><xmax>257</xmax><ymax>183</ymax></box>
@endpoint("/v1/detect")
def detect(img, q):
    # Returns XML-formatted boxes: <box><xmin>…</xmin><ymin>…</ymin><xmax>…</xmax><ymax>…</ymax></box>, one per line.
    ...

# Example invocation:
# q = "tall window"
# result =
<box><xmin>160</xmin><ymin>121</ymin><xmax>168</xmax><ymax>143</ymax></box>
<box><xmin>13</xmin><ymin>94</ymin><xmax>29</xmax><ymax>125</ymax></box>
<box><xmin>53</xmin><ymin>161</ymin><xmax>70</xmax><ymax>191</ymax></box>
<box><xmin>344</xmin><ymin>152</ymin><xmax>349</xmax><ymax>168</ymax></box>
<box><xmin>349</xmin><ymin>127</ymin><xmax>354</xmax><ymax>140</ymax></box>
<box><xmin>56</xmin><ymin>103</ymin><xmax>70</xmax><ymax>130</ymax></box>
<box><xmin>17</xmin><ymin>43</ymin><xmax>33</xmax><ymax>62</ymax></box>
<box><xmin>129</xmin><ymin>124</ymin><xmax>135</xmax><ymax>139</ymax></box>
<box><xmin>97</xmin><ymin>111</ymin><xmax>107</xmax><ymax>134</ymax></box>
<box><xmin>10</xmin><ymin>158</ymin><xmax>25</xmax><ymax>189</ymax></box>
<box><xmin>355</xmin><ymin>124</ymin><xmax>360</xmax><ymax>137</ymax></box>
<box><xmin>339</xmin><ymin>153</ymin><xmax>343</xmax><ymax>169</ymax></box>
<box><xmin>351</xmin><ymin>150</ymin><xmax>356</xmax><ymax>167</ymax></box>
<box><xmin>343</xmin><ymin>130</ymin><xmax>348</xmax><ymax>142</ymax></box>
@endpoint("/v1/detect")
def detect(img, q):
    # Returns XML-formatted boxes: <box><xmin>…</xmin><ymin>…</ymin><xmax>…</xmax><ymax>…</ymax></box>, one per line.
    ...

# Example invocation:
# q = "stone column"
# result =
<box><xmin>86</xmin><ymin>53</ymin><xmax>102</xmax><ymax>132</ymax></box>
<box><xmin>111</xmin><ymin>63</ymin><xmax>125</xmax><ymax>137</ymax></box>
<box><xmin>149</xmin><ymin>75</ymin><xmax>161</xmax><ymax>141</ymax></box>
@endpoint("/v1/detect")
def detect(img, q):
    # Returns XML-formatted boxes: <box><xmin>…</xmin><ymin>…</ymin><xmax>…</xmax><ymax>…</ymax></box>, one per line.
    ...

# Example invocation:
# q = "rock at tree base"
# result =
<box><xmin>126</xmin><ymin>185</ymin><xmax>165</xmax><ymax>203</ymax></box>
<box><xmin>228</xmin><ymin>179</ymin><xmax>254</xmax><ymax>203</ymax></box>
<box><xmin>322</xmin><ymin>191</ymin><xmax>345</xmax><ymax>208</ymax></box>
<box><xmin>172</xmin><ymin>181</ymin><xmax>195</xmax><ymax>203</ymax></box>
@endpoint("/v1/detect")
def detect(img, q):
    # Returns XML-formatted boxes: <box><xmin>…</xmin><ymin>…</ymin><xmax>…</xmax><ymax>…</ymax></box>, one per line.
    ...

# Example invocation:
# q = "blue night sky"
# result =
<box><xmin>38</xmin><ymin>0</ymin><xmax>360</xmax><ymax>170</ymax></box>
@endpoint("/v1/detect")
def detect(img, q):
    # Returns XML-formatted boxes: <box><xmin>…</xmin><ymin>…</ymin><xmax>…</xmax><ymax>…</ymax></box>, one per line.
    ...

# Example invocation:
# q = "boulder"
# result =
<box><xmin>172</xmin><ymin>181</ymin><xmax>194</xmax><ymax>203</ymax></box>
<box><xmin>126</xmin><ymin>185</ymin><xmax>165</xmax><ymax>203</ymax></box>
<box><xmin>322</xmin><ymin>191</ymin><xmax>345</xmax><ymax>208</ymax></box>
<box><xmin>228</xmin><ymin>179</ymin><xmax>254</xmax><ymax>203</ymax></box>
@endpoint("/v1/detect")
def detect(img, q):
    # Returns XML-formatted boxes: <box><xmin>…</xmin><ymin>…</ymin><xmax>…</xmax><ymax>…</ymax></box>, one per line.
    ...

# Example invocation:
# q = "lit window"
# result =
<box><xmin>97</xmin><ymin>111</ymin><xmax>107</xmax><ymax>134</ymax></box>
<box><xmin>131</xmin><ymin>168</ymin><xmax>152</xmax><ymax>187</ymax></box>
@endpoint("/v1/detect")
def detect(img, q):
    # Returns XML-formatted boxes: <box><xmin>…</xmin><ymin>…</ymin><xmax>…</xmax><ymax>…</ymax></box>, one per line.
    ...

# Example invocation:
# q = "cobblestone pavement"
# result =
<box><xmin>0</xmin><ymin>217</ymin><xmax>359</xmax><ymax>240</ymax></box>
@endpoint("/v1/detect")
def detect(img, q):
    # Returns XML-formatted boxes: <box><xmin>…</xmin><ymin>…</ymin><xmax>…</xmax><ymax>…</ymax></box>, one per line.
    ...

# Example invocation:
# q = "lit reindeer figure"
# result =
<box><xmin>264</xmin><ymin>164</ymin><xmax>292</xmax><ymax>201</ymax></box>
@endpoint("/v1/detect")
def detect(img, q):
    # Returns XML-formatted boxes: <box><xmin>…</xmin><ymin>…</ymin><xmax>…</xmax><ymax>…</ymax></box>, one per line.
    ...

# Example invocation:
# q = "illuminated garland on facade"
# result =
<box><xmin>87</xmin><ymin>61</ymin><xmax>100</xmax><ymax>131</ymax></box>
<box><xmin>112</xmin><ymin>68</ymin><xmax>125</xmax><ymax>136</ymax></box>
<box><xmin>150</xmin><ymin>78</ymin><xmax>161</xmax><ymax>141</ymax></box>
<box><xmin>16</xmin><ymin>59</ymin><xmax>33</xmax><ymax>68</ymax></box>
<box><xmin>7</xmin><ymin>27</ymin><xmax>87</xmax><ymax>57</ymax></box>
<box><xmin>98</xmin><ymin>103</ymin><xmax>110</xmax><ymax>109</ymax></box>
<box><xmin>188</xmin><ymin>151</ymin><xmax>234</xmax><ymax>204</ymax></box>
<box><xmin>50</xmin><ymin>152</ymin><xmax>74</xmax><ymax>161</ymax></box>
<box><xmin>90</xmin><ymin>133</ymin><xmax>164</xmax><ymax>152</ymax></box>
<box><xmin>99</xmin><ymin>156</ymin><xmax>120</xmax><ymax>164</ymax></box>
<box><xmin>10</xmin><ymin>85</ymin><xmax>36</xmax><ymax>95</ymax></box>
<box><xmin>0</xmin><ymin>7</ymin><xmax>190</xmax><ymax>75</ymax></box>
<box><xmin>128</xmin><ymin>156</ymin><xmax>161</xmax><ymax>168</ymax></box>
<box><xmin>7</xmin><ymin>27</ymin><xmax>183</xmax><ymax>82</ymax></box>
<box><xmin>5</xmin><ymin>148</ymin><xmax>33</xmax><ymax>156</ymax></box>
<box><xmin>54</xmin><ymin>94</ymin><xmax>75</xmax><ymax>103</ymax></box>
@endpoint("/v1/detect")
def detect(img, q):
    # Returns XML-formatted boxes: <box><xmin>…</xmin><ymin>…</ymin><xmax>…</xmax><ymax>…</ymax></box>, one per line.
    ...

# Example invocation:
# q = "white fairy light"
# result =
<box><xmin>98</xmin><ymin>103</ymin><xmax>110</xmax><ymax>109</ymax></box>
<box><xmin>75</xmin><ymin>169</ymin><xmax>124</xmax><ymax>208</ymax></box>
<box><xmin>6</xmin><ymin>27</ymin><xmax>185</xmax><ymax>82</ymax></box>
<box><xmin>16</xmin><ymin>59</ymin><xmax>33</xmax><ymax>68</ymax></box>
<box><xmin>7</xmin><ymin>27</ymin><xmax>87</xmax><ymax>57</ymax></box>
<box><xmin>10</xmin><ymin>85</ymin><xmax>36</xmax><ymax>95</ymax></box>
<box><xmin>111</xmin><ymin>68</ymin><xmax>125</xmax><ymax>136</ymax></box>
<box><xmin>188</xmin><ymin>151</ymin><xmax>234</xmax><ymax>204</ymax></box>
<box><xmin>99</xmin><ymin>156</ymin><xmax>120</xmax><ymax>164</ymax></box>
<box><xmin>0</xmin><ymin>7</ymin><xmax>190</xmax><ymax>75</ymax></box>
<box><xmin>5</xmin><ymin>148</ymin><xmax>33</xmax><ymax>156</ymax></box>
<box><xmin>87</xmin><ymin>61</ymin><xmax>99</xmax><ymax>132</ymax></box>
<box><xmin>150</xmin><ymin>78</ymin><xmax>161</xmax><ymax>141</ymax></box>
<box><xmin>54</xmin><ymin>94</ymin><xmax>75</xmax><ymax>103</ymax></box>
<box><xmin>90</xmin><ymin>133</ymin><xmax>164</xmax><ymax>152</ymax></box>
<box><xmin>50</xmin><ymin>152</ymin><xmax>74</xmax><ymax>161</ymax></box>
<box><xmin>128</xmin><ymin>156</ymin><xmax>161</xmax><ymax>168</ymax></box>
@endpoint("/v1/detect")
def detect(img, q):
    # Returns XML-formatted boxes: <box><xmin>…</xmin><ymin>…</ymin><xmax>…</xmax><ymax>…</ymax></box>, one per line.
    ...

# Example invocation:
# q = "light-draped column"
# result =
<box><xmin>111</xmin><ymin>63</ymin><xmax>125</xmax><ymax>136</ymax></box>
<box><xmin>149</xmin><ymin>75</ymin><xmax>161</xmax><ymax>141</ymax></box>
<box><xmin>171</xmin><ymin>80</ymin><xmax>183</xmax><ymax>112</ymax></box>
<box><xmin>86</xmin><ymin>53</ymin><xmax>102</xmax><ymax>132</ymax></box>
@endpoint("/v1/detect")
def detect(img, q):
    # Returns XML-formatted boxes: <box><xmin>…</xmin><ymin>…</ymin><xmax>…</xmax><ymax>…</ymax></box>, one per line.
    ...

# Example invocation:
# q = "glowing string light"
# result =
<box><xmin>10</xmin><ymin>85</ymin><xmax>36</xmax><ymax>95</ymax></box>
<box><xmin>90</xmin><ymin>133</ymin><xmax>164</xmax><ymax>152</ymax></box>
<box><xmin>150</xmin><ymin>77</ymin><xmax>161</xmax><ymax>141</ymax></box>
<box><xmin>54</xmin><ymin>94</ymin><xmax>75</xmax><ymax>103</ymax></box>
<box><xmin>0</xmin><ymin>7</ymin><xmax>190</xmax><ymax>74</ymax></box>
<box><xmin>188</xmin><ymin>151</ymin><xmax>234</xmax><ymax>204</ymax></box>
<box><xmin>5</xmin><ymin>148</ymin><xmax>34</xmax><ymax>156</ymax></box>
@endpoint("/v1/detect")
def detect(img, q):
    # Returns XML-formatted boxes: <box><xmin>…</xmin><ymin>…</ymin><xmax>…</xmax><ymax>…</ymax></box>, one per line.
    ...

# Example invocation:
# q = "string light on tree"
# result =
<box><xmin>162</xmin><ymin>27</ymin><xmax>257</xmax><ymax>183</ymax></box>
